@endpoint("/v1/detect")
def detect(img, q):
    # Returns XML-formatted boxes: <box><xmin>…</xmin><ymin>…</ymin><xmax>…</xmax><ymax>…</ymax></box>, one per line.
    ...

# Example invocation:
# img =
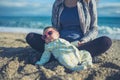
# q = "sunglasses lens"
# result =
<box><xmin>42</xmin><ymin>31</ymin><xmax>53</xmax><ymax>40</ymax></box>
<box><xmin>48</xmin><ymin>31</ymin><xmax>53</xmax><ymax>35</ymax></box>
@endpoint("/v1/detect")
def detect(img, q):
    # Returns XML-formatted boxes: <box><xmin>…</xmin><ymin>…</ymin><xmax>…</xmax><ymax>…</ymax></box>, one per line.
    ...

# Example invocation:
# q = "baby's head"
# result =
<box><xmin>42</xmin><ymin>26</ymin><xmax>60</xmax><ymax>43</ymax></box>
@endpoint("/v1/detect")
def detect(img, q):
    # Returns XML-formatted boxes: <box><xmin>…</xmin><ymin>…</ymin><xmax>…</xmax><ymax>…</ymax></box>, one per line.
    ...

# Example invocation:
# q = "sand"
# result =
<box><xmin>0</xmin><ymin>32</ymin><xmax>120</xmax><ymax>80</ymax></box>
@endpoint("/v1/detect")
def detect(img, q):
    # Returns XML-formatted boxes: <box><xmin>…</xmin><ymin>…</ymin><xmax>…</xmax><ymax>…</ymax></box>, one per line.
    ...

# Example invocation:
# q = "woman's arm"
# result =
<box><xmin>80</xmin><ymin>0</ymin><xmax>98</xmax><ymax>43</ymax></box>
<box><xmin>51</xmin><ymin>0</ymin><xmax>61</xmax><ymax>29</ymax></box>
<box><xmin>51</xmin><ymin>0</ymin><xmax>63</xmax><ymax>31</ymax></box>
<box><xmin>51</xmin><ymin>1</ymin><xmax>57</xmax><ymax>28</ymax></box>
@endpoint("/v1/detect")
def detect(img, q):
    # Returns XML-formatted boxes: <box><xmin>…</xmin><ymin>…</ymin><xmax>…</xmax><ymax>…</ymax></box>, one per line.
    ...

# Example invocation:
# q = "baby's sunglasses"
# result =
<box><xmin>42</xmin><ymin>30</ymin><xmax>53</xmax><ymax>40</ymax></box>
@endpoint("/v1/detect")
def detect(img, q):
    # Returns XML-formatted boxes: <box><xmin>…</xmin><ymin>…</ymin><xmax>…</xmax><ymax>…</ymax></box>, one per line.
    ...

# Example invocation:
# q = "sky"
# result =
<box><xmin>0</xmin><ymin>0</ymin><xmax>120</xmax><ymax>17</ymax></box>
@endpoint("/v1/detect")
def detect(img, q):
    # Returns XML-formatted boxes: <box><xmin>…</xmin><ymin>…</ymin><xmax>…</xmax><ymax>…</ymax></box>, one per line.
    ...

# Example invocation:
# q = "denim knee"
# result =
<box><xmin>100</xmin><ymin>36</ymin><xmax>112</xmax><ymax>49</ymax></box>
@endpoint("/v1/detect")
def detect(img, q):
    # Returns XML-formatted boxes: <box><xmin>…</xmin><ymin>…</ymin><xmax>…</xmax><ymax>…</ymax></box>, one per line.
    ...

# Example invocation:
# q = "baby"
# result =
<box><xmin>36</xmin><ymin>26</ymin><xmax>93</xmax><ymax>71</ymax></box>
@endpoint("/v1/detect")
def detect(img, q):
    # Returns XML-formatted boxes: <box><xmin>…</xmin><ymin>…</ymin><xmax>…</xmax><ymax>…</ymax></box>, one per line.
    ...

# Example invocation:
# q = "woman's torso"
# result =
<box><xmin>52</xmin><ymin>0</ymin><xmax>98</xmax><ymax>42</ymax></box>
<box><xmin>60</xmin><ymin>4</ymin><xmax>83</xmax><ymax>42</ymax></box>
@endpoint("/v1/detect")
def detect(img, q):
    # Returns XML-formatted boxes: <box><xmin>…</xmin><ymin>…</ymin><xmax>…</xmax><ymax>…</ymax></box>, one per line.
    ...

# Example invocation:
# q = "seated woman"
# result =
<box><xmin>26</xmin><ymin>0</ymin><xmax>112</xmax><ymax>62</ymax></box>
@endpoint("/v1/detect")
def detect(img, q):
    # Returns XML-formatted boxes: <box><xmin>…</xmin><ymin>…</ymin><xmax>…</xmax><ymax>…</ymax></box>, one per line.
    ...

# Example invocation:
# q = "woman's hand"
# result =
<box><xmin>78</xmin><ymin>41</ymin><xmax>85</xmax><ymax>47</ymax></box>
<box><xmin>71</xmin><ymin>40</ymin><xmax>86</xmax><ymax>47</ymax></box>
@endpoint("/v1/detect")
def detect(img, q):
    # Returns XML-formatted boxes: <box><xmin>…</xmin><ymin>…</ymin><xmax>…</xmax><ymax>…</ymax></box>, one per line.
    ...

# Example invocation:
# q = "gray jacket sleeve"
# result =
<box><xmin>51</xmin><ymin>1</ymin><xmax>57</xmax><ymax>28</ymax></box>
<box><xmin>80</xmin><ymin>0</ymin><xmax>98</xmax><ymax>42</ymax></box>
<box><xmin>51</xmin><ymin>0</ymin><xmax>60</xmax><ymax>30</ymax></box>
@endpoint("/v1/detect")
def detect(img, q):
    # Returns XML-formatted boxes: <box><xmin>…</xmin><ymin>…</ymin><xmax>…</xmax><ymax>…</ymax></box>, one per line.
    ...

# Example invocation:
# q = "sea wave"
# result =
<box><xmin>0</xmin><ymin>26</ymin><xmax>43</xmax><ymax>34</ymax></box>
<box><xmin>98</xmin><ymin>26</ymin><xmax>120</xmax><ymax>34</ymax></box>
<box><xmin>0</xmin><ymin>21</ymin><xmax>50</xmax><ymax>29</ymax></box>
<box><xmin>98</xmin><ymin>26</ymin><xmax>120</xmax><ymax>40</ymax></box>
<box><xmin>0</xmin><ymin>16</ymin><xmax>51</xmax><ymax>28</ymax></box>
<box><xmin>0</xmin><ymin>26</ymin><xmax>120</xmax><ymax>40</ymax></box>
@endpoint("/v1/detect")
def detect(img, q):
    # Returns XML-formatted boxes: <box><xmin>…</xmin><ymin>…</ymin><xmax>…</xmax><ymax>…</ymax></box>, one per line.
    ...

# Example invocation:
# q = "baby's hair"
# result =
<box><xmin>43</xmin><ymin>26</ymin><xmax>58</xmax><ymax>32</ymax></box>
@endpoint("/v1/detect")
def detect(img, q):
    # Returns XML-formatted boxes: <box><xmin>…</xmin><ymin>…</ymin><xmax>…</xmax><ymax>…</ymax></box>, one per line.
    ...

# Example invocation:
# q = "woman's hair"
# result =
<box><xmin>84</xmin><ymin>0</ymin><xmax>90</xmax><ymax>3</ymax></box>
<box><xmin>43</xmin><ymin>26</ymin><xmax>58</xmax><ymax>32</ymax></box>
<box><xmin>84</xmin><ymin>0</ymin><xmax>98</xmax><ymax>2</ymax></box>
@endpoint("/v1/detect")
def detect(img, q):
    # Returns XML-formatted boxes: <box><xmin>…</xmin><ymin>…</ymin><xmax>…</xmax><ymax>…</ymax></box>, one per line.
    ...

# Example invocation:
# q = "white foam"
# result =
<box><xmin>0</xmin><ymin>26</ymin><xmax>120</xmax><ymax>40</ymax></box>
<box><xmin>0</xmin><ymin>26</ymin><xmax>43</xmax><ymax>34</ymax></box>
<box><xmin>98</xmin><ymin>26</ymin><xmax>120</xmax><ymax>34</ymax></box>
<box><xmin>98</xmin><ymin>26</ymin><xmax>120</xmax><ymax>40</ymax></box>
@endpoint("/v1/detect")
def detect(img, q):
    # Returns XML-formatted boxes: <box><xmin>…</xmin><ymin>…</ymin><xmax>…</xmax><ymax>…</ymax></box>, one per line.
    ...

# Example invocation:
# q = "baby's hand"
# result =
<box><xmin>35</xmin><ymin>61</ymin><xmax>43</xmax><ymax>66</ymax></box>
<box><xmin>35</xmin><ymin>61</ymin><xmax>43</xmax><ymax>68</ymax></box>
<box><xmin>35</xmin><ymin>61</ymin><xmax>40</xmax><ymax>65</ymax></box>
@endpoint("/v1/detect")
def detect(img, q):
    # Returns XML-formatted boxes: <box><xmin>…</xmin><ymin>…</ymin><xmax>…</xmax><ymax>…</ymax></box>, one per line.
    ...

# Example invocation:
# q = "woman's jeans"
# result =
<box><xmin>26</xmin><ymin>32</ymin><xmax>112</xmax><ymax>61</ymax></box>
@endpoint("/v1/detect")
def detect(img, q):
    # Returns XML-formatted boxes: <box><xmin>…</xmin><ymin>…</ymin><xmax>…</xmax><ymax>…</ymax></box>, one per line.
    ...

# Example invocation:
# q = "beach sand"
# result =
<box><xmin>0</xmin><ymin>32</ymin><xmax>120</xmax><ymax>80</ymax></box>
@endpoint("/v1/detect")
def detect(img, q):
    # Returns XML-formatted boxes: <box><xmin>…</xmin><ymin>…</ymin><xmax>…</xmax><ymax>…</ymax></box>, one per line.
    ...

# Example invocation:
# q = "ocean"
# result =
<box><xmin>0</xmin><ymin>16</ymin><xmax>120</xmax><ymax>40</ymax></box>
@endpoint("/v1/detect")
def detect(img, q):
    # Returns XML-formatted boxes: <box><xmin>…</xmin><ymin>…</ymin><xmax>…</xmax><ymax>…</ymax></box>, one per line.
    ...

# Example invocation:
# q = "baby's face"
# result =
<box><xmin>42</xmin><ymin>28</ymin><xmax>59</xmax><ymax>43</ymax></box>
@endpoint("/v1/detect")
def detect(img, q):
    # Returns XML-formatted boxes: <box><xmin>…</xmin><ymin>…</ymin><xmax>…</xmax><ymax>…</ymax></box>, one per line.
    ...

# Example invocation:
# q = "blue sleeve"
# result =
<box><xmin>35</xmin><ymin>50</ymin><xmax>51</xmax><ymax>65</ymax></box>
